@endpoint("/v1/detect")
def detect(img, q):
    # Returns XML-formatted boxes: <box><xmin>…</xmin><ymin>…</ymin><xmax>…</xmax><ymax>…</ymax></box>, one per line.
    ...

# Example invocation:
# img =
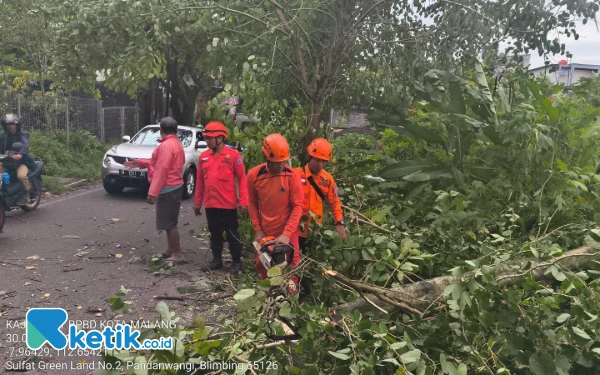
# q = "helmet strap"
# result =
<box><xmin>211</xmin><ymin>136</ymin><xmax>225</xmax><ymax>153</ymax></box>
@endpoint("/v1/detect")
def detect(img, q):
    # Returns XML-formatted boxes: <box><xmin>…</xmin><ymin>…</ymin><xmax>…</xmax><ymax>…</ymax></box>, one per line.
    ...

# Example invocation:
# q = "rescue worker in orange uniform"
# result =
<box><xmin>247</xmin><ymin>134</ymin><xmax>304</xmax><ymax>293</ymax></box>
<box><xmin>296</xmin><ymin>138</ymin><xmax>346</xmax><ymax>253</ymax></box>
<box><xmin>193</xmin><ymin>121</ymin><xmax>248</xmax><ymax>273</ymax></box>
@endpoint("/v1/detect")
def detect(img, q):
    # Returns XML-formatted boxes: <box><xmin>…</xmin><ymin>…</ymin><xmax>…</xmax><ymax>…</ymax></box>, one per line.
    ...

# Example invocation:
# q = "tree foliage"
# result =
<box><xmin>41</xmin><ymin>0</ymin><xmax>600</xmax><ymax>133</ymax></box>
<box><xmin>0</xmin><ymin>0</ymin><xmax>55</xmax><ymax>91</ymax></box>
<box><xmin>97</xmin><ymin>63</ymin><xmax>600</xmax><ymax>375</ymax></box>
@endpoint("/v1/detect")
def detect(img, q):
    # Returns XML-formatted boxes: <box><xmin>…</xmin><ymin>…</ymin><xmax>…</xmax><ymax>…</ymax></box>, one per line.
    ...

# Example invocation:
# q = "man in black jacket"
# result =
<box><xmin>0</xmin><ymin>114</ymin><xmax>31</xmax><ymax>205</ymax></box>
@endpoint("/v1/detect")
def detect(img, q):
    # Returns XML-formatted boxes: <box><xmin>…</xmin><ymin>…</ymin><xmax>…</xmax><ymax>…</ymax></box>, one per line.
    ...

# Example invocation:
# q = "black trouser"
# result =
<box><xmin>205</xmin><ymin>208</ymin><xmax>242</xmax><ymax>263</ymax></box>
<box><xmin>297</xmin><ymin>236</ymin><xmax>311</xmax><ymax>299</ymax></box>
<box><xmin>298</xmin><ymin>236</ymin><xmax>308</xmax><ymax>255</ymax></box>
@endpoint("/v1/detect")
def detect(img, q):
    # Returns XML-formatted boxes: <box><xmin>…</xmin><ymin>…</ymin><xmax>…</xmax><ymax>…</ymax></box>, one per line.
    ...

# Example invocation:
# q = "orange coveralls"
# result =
<box><xmin>295</xmin><ymin>165</ymin><xmax>343</xmax><ymax>238</ymax></box>
<box><xmin>247</xmin><ymin>163</ymin><xmax>304</xmax><ymax>287</ymax></box>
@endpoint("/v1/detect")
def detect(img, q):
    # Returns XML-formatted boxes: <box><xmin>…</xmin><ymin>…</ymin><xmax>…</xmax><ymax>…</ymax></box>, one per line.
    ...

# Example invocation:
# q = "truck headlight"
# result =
<box><xmin>103</xmin><ymin>157</ymin><xmax>111</xmax><ymax>167</ymax></box>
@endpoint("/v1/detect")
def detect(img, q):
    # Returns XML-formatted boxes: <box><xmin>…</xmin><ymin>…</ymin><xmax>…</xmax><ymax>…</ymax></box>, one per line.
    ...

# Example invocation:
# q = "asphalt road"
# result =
<box><xmin>0</xmin><ymin>183</ymin><xmax>240</xmax><ymax>373</ymax></box>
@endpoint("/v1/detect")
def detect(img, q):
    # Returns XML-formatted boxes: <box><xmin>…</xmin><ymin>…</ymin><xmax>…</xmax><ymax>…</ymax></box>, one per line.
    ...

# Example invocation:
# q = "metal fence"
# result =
<box><xmin>102</xmin><ymin>107</ymin><xmax>139</xmax><ymax>141</ymax></box>
<box><xmin>0</xmin><ymin>90</ymin><xmax>138</xmax><ymax>142</ymax></box>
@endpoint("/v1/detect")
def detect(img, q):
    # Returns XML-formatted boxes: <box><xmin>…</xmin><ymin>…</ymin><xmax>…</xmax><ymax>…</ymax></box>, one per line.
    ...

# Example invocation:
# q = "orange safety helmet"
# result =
<box><xmin>307</xmin><ymin>138</ymin><xmax>332</xmax><ymax>161</ymax></box>
<box><xmin>203</xmin><ymin>121</ymin><xmax>228</xmax><ymax>138</ymax></box>
<box><xmin>262</xmin><ymin>134</ymin><xmax>291</xmax><ymax>162</ymax></box>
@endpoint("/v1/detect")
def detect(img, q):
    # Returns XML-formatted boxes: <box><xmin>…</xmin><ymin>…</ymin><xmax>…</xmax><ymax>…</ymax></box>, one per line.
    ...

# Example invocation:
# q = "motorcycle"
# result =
<box><xmin>0</xmin><ymin>142</ymin><xmax>44</xmax><ymax>233</ymax></box>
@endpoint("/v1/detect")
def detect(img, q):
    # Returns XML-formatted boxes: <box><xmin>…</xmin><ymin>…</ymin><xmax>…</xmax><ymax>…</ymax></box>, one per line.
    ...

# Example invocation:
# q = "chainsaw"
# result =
<box><xmin>253</xmin><ymin>236</ymin><xmax>295</xmax><ymax>270</ymax></box>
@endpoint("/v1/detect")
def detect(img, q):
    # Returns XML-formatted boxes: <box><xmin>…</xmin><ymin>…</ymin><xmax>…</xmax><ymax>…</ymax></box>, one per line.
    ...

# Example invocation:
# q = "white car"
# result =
<box><xmin>101</xmin><ymin>125</ymin><xmax>208</xmax><ymax>199</ymax></box>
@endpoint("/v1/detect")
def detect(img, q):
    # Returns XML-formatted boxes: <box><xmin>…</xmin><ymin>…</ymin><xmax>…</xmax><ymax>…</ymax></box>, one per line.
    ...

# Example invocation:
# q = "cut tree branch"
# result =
<box><xmin>337</xmin><ymin>245</ymin><xmax>600</xmax><ymax>314</ymax></box>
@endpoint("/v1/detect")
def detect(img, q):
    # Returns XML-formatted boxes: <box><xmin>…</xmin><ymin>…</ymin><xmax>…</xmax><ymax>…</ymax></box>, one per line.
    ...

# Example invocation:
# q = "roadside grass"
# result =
<box><xmin>43</xmin><ymin>176</ymin><xmax>70</xmax><ymax>195</ymax></box>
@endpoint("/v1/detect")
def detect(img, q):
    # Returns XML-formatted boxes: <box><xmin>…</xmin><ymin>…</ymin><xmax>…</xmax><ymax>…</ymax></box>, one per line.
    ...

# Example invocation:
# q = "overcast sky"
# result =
<box><xmin>525</xmin><ymin>20</ymin><xmax>600</xmax><ymax>68</ymax></box>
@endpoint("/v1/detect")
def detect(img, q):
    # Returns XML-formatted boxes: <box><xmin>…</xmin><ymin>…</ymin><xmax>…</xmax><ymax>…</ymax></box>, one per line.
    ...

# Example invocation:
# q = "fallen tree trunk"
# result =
<box><xmin>333</xmin><ymin>245</ymin><xmax>599</xmax><ymax>315</ymax></box>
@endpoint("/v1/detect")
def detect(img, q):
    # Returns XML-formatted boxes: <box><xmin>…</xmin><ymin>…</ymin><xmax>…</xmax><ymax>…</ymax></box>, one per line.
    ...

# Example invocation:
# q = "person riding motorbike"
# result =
<box><xmin>0</xmin><ymin>114</ymin><xmax>32</xmax><ymax>205</ymax></box>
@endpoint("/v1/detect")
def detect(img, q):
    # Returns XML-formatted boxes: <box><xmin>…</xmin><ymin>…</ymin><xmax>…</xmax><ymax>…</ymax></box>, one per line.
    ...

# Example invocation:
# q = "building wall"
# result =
<box><xmin>531</xmin><ymin>67</ymin><xmax>597</xmax><ymax>85</ymax></box>
<box><xmin>330</xmin><ymin>108</ymin><xmax>370</xmax><ymax>129</ymax></box>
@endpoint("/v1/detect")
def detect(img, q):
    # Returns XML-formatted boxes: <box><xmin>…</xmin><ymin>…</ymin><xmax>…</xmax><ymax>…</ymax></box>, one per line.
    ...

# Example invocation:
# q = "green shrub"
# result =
<box><xmin>28</xmin><ymin>130</ymin><xmax>111</xmax><ymax>180</ymax></box>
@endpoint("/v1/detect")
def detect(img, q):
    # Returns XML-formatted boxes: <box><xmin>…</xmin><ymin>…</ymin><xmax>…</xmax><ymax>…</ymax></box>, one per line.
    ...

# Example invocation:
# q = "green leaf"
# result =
<box><xmin>482</xmin><ymin>124</ymin><xmax>502</xmax><ymax>145</ymax></box>
<box><xmin>557</xmin><ymin>313</ymin><xmax>571</xmax><ymax>323</ymax></box>
<box><xmin>400</xmin><ymin>349</ymin><xmax>421</xmax><ymax>364</ymax></box>
<box><xmin>406</xmin><ymin>183</ymin><xmax>429</xmax><ymax>200</ymax></box>
<box><xmin>403</xmin><ymin>168</ymin><xmax>454</xmax><ymax>182</ymax></box>
<box><xmin>133</xmin><ymin>357</ymin><xmax>148</xmax><ymax>375</ymax></box>
<box><xmin>572</xmin><ymin>327</ymin><xmax>592</xmax><ymax>340</ymax></box>
<box><xmin>380</xmin><ymin>159</ymin><xmax>448</xmax><ymax>179</ymax></box>
<box><xmin>555</xmin><ymin>354</ymin><xmax>571</xmax><ymax>370</ymax></box>
<box><xmin>448</xmin><ymin>80</ymin><xmax>466</xmax><ymax>116</ymax></box>
<box><xmin>390</xmin><ymin>342</ymin><xmax>407</xmax><ymax>350</ymax></box>
<box><xmin>243</xmin><ymin>62</ymin><xmax>250</xmax><ymax>72</ymax></box>
<box><xmin>300</xmin><ymin>367</ymin><xmax>320</xmax><ymax>375</ymax></box>
<box><xmin>452</xmin><ymin>167</ymin><xmax>465</xmax><ymax>187</ymax></box>
<box><xmin>474</xmin><ymin>60</ymin><xmax>493</xmax><ymax>103</ymax></box>
<box><xmin>267</xmin><ymin>267</ymin><xmax>282</xmax><ymax>277</ymax></box>
<box><xmin>443</xmin><ymin>283</ymin><xmax>457</xmax><ymax>297</ymax></box>
<box><xmin>457</xmin><ymin>363</ymin><xmax>467</xmax><ymax>375</ymax></box>
<box><xmin>279</xmin><ymin>304</ymin><xmax>291</xmax><ymax>317</ymax></box>
<box><xmin>224</xmin><ymin>83</ymin><xmax>232</xmax><ymax>92</ymax></box>
<box><xmin>233</xmin><ymin>289</ymin><xmax>256</xmax><ymax>301</ymax></box>
<box><xmin>270</xmin><ymin>275</ymin><xmax>284</xmax><ymax>286</ymax></box>
<box><xmin>193</xmin><ymin>340</ymin><xmax>221</xmax><ymax>356</ymax></box>
<box><xmin>589</xmin><ymin>229</ymin><xmax>600</xmax><ymax>242</ymax></box>
<box><xmin>550</xmin><ymin>266</ymin><xmax>566</xmax><ymax>281</ymax></box>
<box><xmin>155</xmin><ymin>301</ymin><xmax>172</xmax><ymax>322</ymax></box>
<box><xmin>528</xmin><ymin>82</ymin><xmax>559</xmax><ymax>122</ymax></box>
<box><xmin>396</xmin><ymin>208</ymin><xmax>414</xmax><ymax>224</ymax></box>
<box><xmin>328</xmin><ymin>351</ymin><xmax>351</xmax><ymax>360</ymax></box>
<box><xmin>386</xmin><ymin>124</ymin><xmax>445</xmax><ymax>146</ymax></box>
<box><xmin>529</xmin><ymin>352</ymin><xmax>557</xmax><ymax>375</ymax></box>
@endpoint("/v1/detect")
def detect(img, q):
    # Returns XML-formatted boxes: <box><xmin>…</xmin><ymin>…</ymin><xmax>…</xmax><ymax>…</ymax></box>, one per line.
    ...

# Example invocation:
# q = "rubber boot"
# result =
<box><xmin>205</xmin><ymin>248</ymin><xmax>223</xmax><ymax>271</ymax></box>
<box><xmin>230</xmin><ymin>244</ymin><xmax>243</xmax><ymax>274</ymax></box>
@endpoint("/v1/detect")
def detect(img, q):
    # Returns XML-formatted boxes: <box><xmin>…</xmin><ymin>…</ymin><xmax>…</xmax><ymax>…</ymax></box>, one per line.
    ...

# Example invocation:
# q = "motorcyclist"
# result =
<box><xmin>0</xmin><ymin>114</ymin><xmax>31</xmax><ymax>205</ymax></box>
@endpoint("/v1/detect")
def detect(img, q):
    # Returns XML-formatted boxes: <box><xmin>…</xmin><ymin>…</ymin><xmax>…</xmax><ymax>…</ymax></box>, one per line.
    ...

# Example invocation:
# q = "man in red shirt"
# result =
<box><xmin>247</xmin><ymin>134</ymin><xmax>304</xmax><ymax>293</ymax></box>
<box><xmin>194</xmin><ymin>122</ymin><xmax>248</xmax><ymax>273</ymax></box>
<box><xmin>124</xmin><ymin>117</ymin><xmax>185</xmax><ymax>263</ymax></box>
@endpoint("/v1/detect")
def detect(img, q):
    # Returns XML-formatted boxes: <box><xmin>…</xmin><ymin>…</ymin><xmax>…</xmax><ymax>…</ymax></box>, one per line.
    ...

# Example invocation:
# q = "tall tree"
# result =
<box><xmin>47</xmin><ymin>0</ymin><xmax>231</xmax><ymax>125</ymax></box>
<box><xmin>182</xmin><ymin>0</ymin><xmax>600</xmax><ymax>147</ymax></box>
<box><xmin>0</xmin><ymin>0</ymin><xmax>55</xmax><ymax>92</ymax></box>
